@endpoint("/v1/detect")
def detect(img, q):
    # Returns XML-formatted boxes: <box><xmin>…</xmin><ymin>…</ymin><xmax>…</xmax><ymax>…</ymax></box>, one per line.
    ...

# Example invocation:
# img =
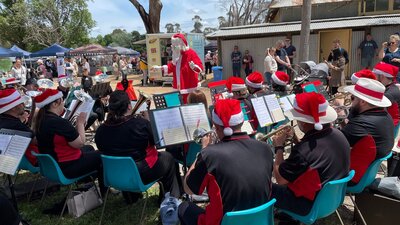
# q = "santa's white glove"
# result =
<box><xmin>151</xmin><ymin>65</ymin><xmax>168</xmax><ymax>74</ymax></box>
<box><xmin>189</xmin><ymin>61</ymin><xmax>202</xmax><ymax>73</ymax></box>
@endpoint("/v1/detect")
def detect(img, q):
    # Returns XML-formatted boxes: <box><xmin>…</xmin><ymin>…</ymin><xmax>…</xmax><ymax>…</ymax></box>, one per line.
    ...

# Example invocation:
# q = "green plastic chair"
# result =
<box><xmin>221</xmin><ymin>198</ymin><xmax>276</xmax><ymax>225</ymax></box>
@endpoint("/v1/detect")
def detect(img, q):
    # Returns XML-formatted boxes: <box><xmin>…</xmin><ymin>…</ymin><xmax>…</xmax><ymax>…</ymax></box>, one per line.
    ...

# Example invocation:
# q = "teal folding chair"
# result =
<box><xmin>347</xmin><ymin>152</ymin><xmax>392</xmax><ymax>225</ymax></box>
<box><xmin>32</xmin><ymin>152</ymin><xmax>97</xmax><ymax>218</ymax></box>
<box><xmin>99</xmin><ymin>155</ymin><xmax>157</xmax><ymax>225</ymax></box>
<box><xmin>17</xmin><ymin>156</ymin><xmax>40</xmax><ymax>201</ymax></box>
<box><xmin>280</xmin><ymin>170</ymin><xmax>355</xmax><ymax>225</ymax></box>
<box><xmin>221</xmin><ymin>198</ymin><xmax>276</xmax><ymax>225</ymax></box>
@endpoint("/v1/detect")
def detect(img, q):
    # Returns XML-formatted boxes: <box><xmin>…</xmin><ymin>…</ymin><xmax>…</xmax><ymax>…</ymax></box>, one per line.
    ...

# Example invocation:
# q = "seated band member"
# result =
<box><xmin>342</xmin><ymin>78</ymin><xmax>394</xmax><ymax>183</ymax></box>
<box><xmin>350</xmin><ymin>69</ymin><xmax>377</xmax><ymax>85</ymax></box>
<box><xmin>245</xmin><ymin>71</ymin><xmax>266</xmax><ymax>97</ymax></box>
<box><xmin>272</xmin><ymin>92</ymin><xmax>350</xmax><ymax>216</ymax></box>
<box><xmin>33</xmin><ymin>89</ymin><xmax>104</xmax><ymax>191</ymax></box>
<box><xmin>271</xmin><ymin>71</ymin><xmax>290</xmax><ymax>96</ymax></box>
<box><xmin>373</xmin><ymin>62</ymin><xmax>400</xmax><ymax>128</ymax></box>
<box><xmin>179</xmin><ymin>99</ymin><xmax>274</xmax><ymax>225</ymax></box>
<box><xmin>0</xmin><ymin>89</ymin><xmax>38</xmax><ymax>165</ymax></box>
<box><xmin>95</xmin><ymin>90</ymin><xmax>181</xmax><ymax>197</ymax></box>
<box><xmin>226</xmin><ymin>76</ymin><xmax>247</xmax><ymax>100</ymax></box>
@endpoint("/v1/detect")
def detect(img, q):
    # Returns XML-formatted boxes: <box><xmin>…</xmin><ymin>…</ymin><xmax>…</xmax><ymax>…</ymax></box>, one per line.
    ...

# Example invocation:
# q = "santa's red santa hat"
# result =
<box><xmin>285</xmin><ymin>92</ymin><xmax>337</xmax><ymax>130</ymax></box>
<box><xmin>212</xmin><ymin>99</ymin><xmax>244</xmax><ymax>136</ymax></box>
<box><xmin>171</xmin><ymin>33</ymin><xmax>189</xmax><ymax>51</ymax></box>
<box><xmin>351</xmin><ymin>69</ymin><xmax>377</xmax><ymax>84</ymax></box>
<box><xmin>373</xmin><ymin>62</ymin><xmax>396</xmax><ymax>78</ymax></box>
<box><xmin>272</xmin><ymin>71</ymin><xmax>290</xmax><ymax>86</ymax></box>
<box><xmin>35</xmin><ymin>89</ymin><xmax>63</xmax><ymax>108</ymax></box>
<box><xmin>226</xmin><ymin>77</ymin><xmax>246</xmax><ymax>92</ymax></box>
<box><xmin>246</xmin><ymin>71</ymin><xmax>264</xmax><ymax>89</ymax></box>
<box><xmin>0</xmin><ymin>89</ymin><xmax>29</xmax><ymax>114</ymax></box>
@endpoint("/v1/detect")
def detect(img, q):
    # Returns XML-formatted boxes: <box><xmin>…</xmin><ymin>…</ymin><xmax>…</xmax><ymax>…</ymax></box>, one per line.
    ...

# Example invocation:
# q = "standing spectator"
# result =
<box><xmin>284</xmin><ymin>38</ymin><xmax>296</xmax><ymax>65</ymax></box>
<box><xmin>358</xmin><ymin>33</ymin><xmax>378</xmax><ymax>69</ymax></box>
<box><xmin>379</xmin><ymin>34</ymin><xmax>400</xmax><ymax>82</ymax></box>
<box><xmin>275</xmin><ymin>40</ymin><xmax>291</xmax><ymax>74</ymax></box>
<box><xmin>325</xmin><ymin>48</ymin><xmax>346</xmax><ymax>95</ymax></box>
<box><xmin>213</xmin><ymin>50</ymin><xmax>219</xmax><ymax>66</ymax></box>
<box><xmin>204</xmin><ymin>50</ymin><xmax>212</xmax><ymax>74</ymax></box>
<box><xmin>139</xmin><ymin>51</ymin><xmax>148</xmax><ymax>86</ymax></box>
<box><xmin>81</xmin><ymin>68</ymin><xmax>93</xmax><ymax>93</ymax></box>
<box><xmin>120</xmin><ymin>56</ymin><xmax>128</xmax><ymax>80</ymax></box>
<box><xmin>231</xmin><ymin>45</ymin><xmax>242</xmax><ymax>77</ymax></box>
<box><xmin>71</xmin><ymin>58</ymin><xmax>79</xmax><ymax>78</ymax></box>
<box><xmin>82</xmin><ymin>57</ymin><xmax>90</xmax><ymax>75</ymax></box>
<box><xmin>64</xmin><ymin>57</ymin><xmax>74</xmax><ymax>79</ymax></box>
<box><xmin>242</xmin><ymin>50</ymin><xmax>254</xmax><ymax>76</ymax></box>
<box><xmin>328</xmin><ymin>39</ymin><xmax>349</xmax><ymax>65</ymax></box>
<box><xmin>10</xmin><ymin>59</ymin><xmax>27</xmax><ymax>85</ymax></box>
<box><xmin>36</xmin><ymin>59</ymin><xmax>48</xmax><ymax>79</ymax></box>
<box><xmin>264</xmin><ymin>47</ymin><xmax>277</xmax><ymax>86</ymax></box>
<box><xmin>113</xmin><ymin>53</ymin><xmax>120</xmax><ymax>80</ymax></box>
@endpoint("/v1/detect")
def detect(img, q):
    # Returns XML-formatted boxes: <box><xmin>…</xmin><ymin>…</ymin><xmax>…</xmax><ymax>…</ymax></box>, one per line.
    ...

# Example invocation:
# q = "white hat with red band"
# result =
<box><xmin>272</xmin><ymin>71</ymin><xmax>290</xmax><ymax>86</ymax></box>
<box><xmin>34</xmin><ymin>89</ymin><xmax>63</xmax><ymax>108</ymax></box>
<box><xmin>226</xmin><ymin>77</ymin><xmax>246</xmax><ymax>92</ymax></box>
<box><xmin>2</xmin><ymin>77</ymin><xmax>20</xmax><ymax>85</ymax></box>
<box><xmin>351</xmin><ymin>69</ymin><xmax>377</xmax><ymax>84</ymax></box>
<box><xmin>372</xmin><ymin>62</ymin><xmax>395</xmax><ymax>78</ymax></box>
<box><xmin>0</xmin><ymin>89</ymin><xmax>29</xmax><ymax>114</ymax></box>
<box><xmin>245</xmin><ymin>71</ymin><xmax>264</xmax><ymax>89</ymax></box>
<box><xmin>344</xmin><ymin>78</ymin><xmax>391</xmax><ymax>108</ymax></box>
<box><xmin>284</xmin><ymin>92</ymin><xmax>337</xmax><ymax>130</ymax></box>
<box><xmin>212</xmin><ymin>99</ymin><xmax>244</xmax><ymax>136</ymax></box>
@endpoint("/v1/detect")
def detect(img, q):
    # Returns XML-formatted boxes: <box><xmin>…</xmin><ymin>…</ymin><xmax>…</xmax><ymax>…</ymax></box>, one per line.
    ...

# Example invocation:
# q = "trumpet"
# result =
<box><xmin>255</xmin><ymin>124</ymin><xmax>293</xmax><ymax>142</ymax></box>
<box><xmin>132</xmin><ymin>91</ymin><xmax>150</xmax><ymax>115</ymax></box>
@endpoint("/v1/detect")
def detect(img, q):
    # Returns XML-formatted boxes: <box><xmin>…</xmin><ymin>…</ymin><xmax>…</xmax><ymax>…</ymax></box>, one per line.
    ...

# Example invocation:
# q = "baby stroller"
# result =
<box><xmin>291</xmin><ymin>61</ymin><xmax>329</xmax><ymax>95</ymax></box>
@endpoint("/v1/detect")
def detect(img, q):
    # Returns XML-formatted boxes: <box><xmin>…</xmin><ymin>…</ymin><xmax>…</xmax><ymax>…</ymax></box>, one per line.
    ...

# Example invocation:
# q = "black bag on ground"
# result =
<box><xmin>387</xmin><ymin>151</ymin><xmax>400</xmax><ymax>177</ymax></box>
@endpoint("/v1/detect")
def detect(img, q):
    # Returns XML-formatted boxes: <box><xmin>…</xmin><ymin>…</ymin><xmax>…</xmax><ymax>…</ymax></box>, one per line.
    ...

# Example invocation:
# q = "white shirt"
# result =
<box><xmin>83</xmin><ymin>62</ymin><xmax>90</xmax><ymax>73</ymax></box>
<box><xmin>11</xmin><ymin>66</ymin><xmax>27</xmax><ymax>85</ymax></box>
<box><xmin>264</xmin><ymin>55</ymin><xmax>277</xmax><ymax>74</ymax></box>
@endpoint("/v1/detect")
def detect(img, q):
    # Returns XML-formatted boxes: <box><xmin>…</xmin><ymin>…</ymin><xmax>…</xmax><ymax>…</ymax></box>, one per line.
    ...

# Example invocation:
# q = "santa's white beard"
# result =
<box><xmin>172</xmin><ymin>50</ymin><xmax>181</xmax><ymax>65</ymax></box>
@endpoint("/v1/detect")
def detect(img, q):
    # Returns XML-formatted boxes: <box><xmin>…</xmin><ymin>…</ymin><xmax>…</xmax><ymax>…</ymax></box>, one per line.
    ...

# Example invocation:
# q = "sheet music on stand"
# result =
<box><xmin>149</xmin><ymin>104</ymin><xmax>211</xmax><ymax>148</ymax></box>
<box><xmin>66</xmin><ymin>99</ymin><xmax>94</xmax><ymax>123</ymax></box>
<box><xmin>0</xmin><ymin>129</ymin><xmax>31</xmax><ymax>175</ymax></box>
<box><xmin>278</xmin><ymin>94</ymin><xmax>295</xmax><ymax>112</ymax></box>
<box><xmin>251</xmin><ymin>94</ymin><xmax>286</xmax><ymax>128</ymax></box>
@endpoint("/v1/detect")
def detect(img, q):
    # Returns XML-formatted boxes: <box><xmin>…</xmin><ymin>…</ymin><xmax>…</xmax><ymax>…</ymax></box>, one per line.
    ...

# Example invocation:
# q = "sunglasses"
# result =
<box><xmin>390</xmin><ymin>42</ymin><xmax>396</xmax><ymax>44</ymax></box>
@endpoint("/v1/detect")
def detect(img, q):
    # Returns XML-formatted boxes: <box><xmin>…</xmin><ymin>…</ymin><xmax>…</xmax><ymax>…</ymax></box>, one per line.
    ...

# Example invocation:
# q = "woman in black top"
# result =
<box><xmin>95</xmin><ymin>91</ymin><xmax>180</xmax><ymax>197</ymax></box>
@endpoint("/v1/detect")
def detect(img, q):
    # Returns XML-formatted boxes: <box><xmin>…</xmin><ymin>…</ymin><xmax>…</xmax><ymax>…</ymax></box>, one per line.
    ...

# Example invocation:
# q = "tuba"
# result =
<box><xmin>132</xmin><ymin>91</ymin><xmax>150</xmax><ymax>115</ymax></box>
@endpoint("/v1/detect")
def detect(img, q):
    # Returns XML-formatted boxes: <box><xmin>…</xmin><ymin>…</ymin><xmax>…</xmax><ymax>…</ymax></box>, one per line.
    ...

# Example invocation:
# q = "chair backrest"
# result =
<box><xmin>32</xmin><ymin>152</ymin><xmax>68</xmax><ymax>184</ymax></box>
<box><xmin>307</xmin><ymin>170</ymin><xmax>355</xmax><ymax>220</ymax></box>
<box><xmin>186</xmin><ymin>143</ymin><xmax>201</xmax><ymax>166</ymax></box>
<box><xmin>18</xmin><ymin>156</ymin><xmax>40</xmax><ymax>174</ymax></box>
<box><xmin>221</xmin><ymin>198</ymin><xmax>276</xmax><ymax>225</ymax></box>
<box><xmin>347</xmin><ymin>152</ymin><xmax>393</xmax><ymax>194</ymax></box>
<box><xmin>101</xmin><ymin>155</ymin><xmax>148</xmax><ymax>192</ymax></box>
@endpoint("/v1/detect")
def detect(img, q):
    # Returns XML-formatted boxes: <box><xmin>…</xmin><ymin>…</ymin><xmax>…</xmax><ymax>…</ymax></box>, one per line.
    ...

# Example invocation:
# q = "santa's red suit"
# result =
<box><xmin>161</xmin><ymin>33</ymin><xmax>203</xmax><ymax>103</ymax></box>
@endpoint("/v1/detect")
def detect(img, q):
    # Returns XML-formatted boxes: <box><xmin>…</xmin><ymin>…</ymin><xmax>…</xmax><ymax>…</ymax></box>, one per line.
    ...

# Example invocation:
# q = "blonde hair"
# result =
<box><xmin>390</xmin><ymin>34</ymin><xmax>400</xmax><ymax>43</ymax></box>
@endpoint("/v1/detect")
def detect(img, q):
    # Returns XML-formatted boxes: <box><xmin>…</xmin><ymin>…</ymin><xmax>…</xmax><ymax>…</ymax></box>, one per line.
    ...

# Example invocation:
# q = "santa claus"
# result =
<box><xmin>154</xmin><ymin>33</ymin><xmax>203</xmax><ymax>103</ymax></box>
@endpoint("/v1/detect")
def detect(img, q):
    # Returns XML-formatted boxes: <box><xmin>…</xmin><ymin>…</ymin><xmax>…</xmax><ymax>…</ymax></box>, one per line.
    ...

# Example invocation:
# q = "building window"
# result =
<box><xmin>395</xmin><ymin>0</ymin><xmax>400</xmax><ymax>10</ymax></box>
<box><xmin>362</xmin><ymin>0</ymin><xmax>399</xmax><ymax>13</ymax></box>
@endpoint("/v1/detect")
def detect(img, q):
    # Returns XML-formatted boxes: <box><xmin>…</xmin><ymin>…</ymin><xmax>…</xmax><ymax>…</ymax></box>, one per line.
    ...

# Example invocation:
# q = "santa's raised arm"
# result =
<box><xmin>153</xmin><ymin>33</ymin><xmax>203</xmax><ymax>103</ymax></box>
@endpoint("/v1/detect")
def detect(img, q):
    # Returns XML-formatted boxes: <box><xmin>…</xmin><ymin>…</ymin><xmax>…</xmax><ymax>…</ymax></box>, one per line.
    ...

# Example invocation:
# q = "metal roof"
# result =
<box><xmin>269</xmin><ymin>0</ymin><xmax>352</xmax><ymax>9</ymax></box>
<box><xmin>207</xmin><ymin>14</ymin><xmax>400</xmax><ymax>39</ymax></box>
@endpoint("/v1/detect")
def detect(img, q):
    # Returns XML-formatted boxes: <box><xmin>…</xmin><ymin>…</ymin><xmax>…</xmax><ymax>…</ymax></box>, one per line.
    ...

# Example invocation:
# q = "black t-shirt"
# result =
<box><xmin>36</xmin><ymin>112</ymin><xmax>81</xmax><ymax>162</ymax></box>
<box><xmin>279</xmin><ymin>127</ymin><xmax>350</xmax><ymax>190</ymax></box>
<box><xmin>341</xmin><ymin>109</ymin><xmax>394</xmax><ymax>159</ymax></box>
<box><xmin>95</xmin><ymin>116</ymin><xmax>154</xmax><ymax>161</ymax></box>
<box><xmin>0</xmin><ymin>114</ymin><xmax>34</xmax><ymax>136</ymax></box>
<box><xmin>385</xmin><ymin>83</ymin><xmax>400</xmax><ymax>126</ymax></box>
<box><xmin>276</xmin><ymin>48</ymin><xmax>288</xmax><ymax>70</ymax></box>
<box><xmin>284</xmin><ymin>45</ymin><xmax>296</xmax><ymax>64</ymax></box>
<box><xmin>187</xmin><ymin>133</ymin><xmax>273</xmax><ymax>222</ymax></box>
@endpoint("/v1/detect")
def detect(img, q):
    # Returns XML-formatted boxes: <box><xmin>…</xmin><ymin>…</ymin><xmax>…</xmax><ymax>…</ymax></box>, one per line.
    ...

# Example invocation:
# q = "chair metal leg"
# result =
<box><xmin>60</xmin><ymin>185</ymin><xmax>73</xmax><ymax>220</ymax></box>
<box><xmin>139</xmin><ymin>191</ymin><xmax>149</xmax><ymax>225</ymax></box>
<box><xmin>98</xmin><ymin>187</ymin><xmax>110</xmax><ymax>225</ymax></box>
<box><xmin>39</xmin><ymin>180</ymin><xmax>49</xmax><ymax>207</ymax></box>
<box><xmin>27</xmin><ymin>176</ymin><xmax>39</xmax><ymax>202</ymax></box>
<box><xmin>349</xmin><ymin>194</ymin><xmax>367</xmax><ymax>225</ymax></box>
<box><xmin>335</xmin><ymin>209</ymin><xmax>345</xmax><ymax>225</ymax></box>
<box><xmin>380</xmin><ymin>164</ymin><xmax>387</xmax><ymax>177</ymax></box>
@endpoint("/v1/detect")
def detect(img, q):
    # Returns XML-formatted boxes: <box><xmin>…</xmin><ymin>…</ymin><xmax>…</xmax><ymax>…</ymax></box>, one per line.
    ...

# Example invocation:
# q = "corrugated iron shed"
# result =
<box><xmin>269</xmin><ymin>0</ymin><xmax>352</xmax><ymax>8</ymax></box>
<box><xmin>207</xmin><ymin>14</ymin><xmax>400</xmax><ymax>39</ymax></box>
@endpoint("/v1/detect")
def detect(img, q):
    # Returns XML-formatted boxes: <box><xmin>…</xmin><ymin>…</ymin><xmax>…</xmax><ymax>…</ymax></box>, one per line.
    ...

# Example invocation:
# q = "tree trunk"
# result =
<box><xmin>129</xmin><ymin>0</ymin><xmax>162</xmax><ymax>33</ymax></box>
<box><xmin>299</xmin><ymin>0</ymin><xmax>312</xmax><ymax>62</ymax></box>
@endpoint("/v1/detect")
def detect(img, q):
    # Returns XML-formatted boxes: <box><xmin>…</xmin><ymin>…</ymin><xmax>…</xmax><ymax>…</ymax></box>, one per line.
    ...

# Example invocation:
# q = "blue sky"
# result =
<box><xmin>87</xmin><ymin>0</ymin><xmax>225</xmax><ymax>36</ymax></box>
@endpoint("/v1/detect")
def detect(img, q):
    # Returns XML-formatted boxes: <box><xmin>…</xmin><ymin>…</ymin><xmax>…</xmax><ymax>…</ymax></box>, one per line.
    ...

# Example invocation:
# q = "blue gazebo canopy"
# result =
<box><xmin>0</xmin><ymin>46</ymin><xmax>23</xmax><ymax>57</ymax></box>
<box><xmin>10</xmin><ymin>45</ymin><xmax>31</xmax><ymax>57</ymax></box>
<box><xmin>30</xmin><ymin>44</ymin><xmax>70</xmax><ymax>57</ymax></box>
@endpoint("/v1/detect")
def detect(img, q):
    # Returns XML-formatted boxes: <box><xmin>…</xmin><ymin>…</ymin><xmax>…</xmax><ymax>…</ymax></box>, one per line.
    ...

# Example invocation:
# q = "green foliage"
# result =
<box><xmin>0</xmin><ymin>58</ymin><xmax>12</xmax><ymax>73</ymax></box>
<box><xmin>90</xmin><ymin>29</ymin><xmax>145</xmax><ymax>52</ymax></box>
<box><xmin>191</xmin><ymin>15</ymin><xmax>203</xmax><ymax>33</ymax></box>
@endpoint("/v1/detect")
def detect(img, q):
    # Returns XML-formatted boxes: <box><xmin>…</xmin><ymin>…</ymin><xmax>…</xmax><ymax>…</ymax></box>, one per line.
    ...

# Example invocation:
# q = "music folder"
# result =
<box><xmin>149</xmin><ymin>104</ymin><xmax>210</xmax><ymax>148</ymax></box>
<box><xmin>250</xmin><ymin>94</ymin><xmax>286</xmax><ymax>128</ymax></box>
<box><xmin>0</xmin><ymin>129</ymin><xmax>32</xmax><ymax>175</ymax></box>
<box><xmin>153</xmin><ymin>91</ymin><xmax>183</xmax><ymax>109</ymax></box>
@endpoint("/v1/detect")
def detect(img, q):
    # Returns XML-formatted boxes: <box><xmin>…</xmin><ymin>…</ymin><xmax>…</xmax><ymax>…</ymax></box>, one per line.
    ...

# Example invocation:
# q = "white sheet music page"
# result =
<box><xmin>0</xmin><ymin>134</ymin><xmax>12</xmax><ymax>155</ymax></box>
<box><xmin>251</xmin><ymin>97</ymin><xmax>273</xmax><ymax>127</ymax></box>
<box><xmin>279</xmin><ymin>94</ymin><xmax>295</xmax><ymax>112</ymax></box>
<box><xmin>180</xmin><ymin>104</ymin><xmax>210</xmax><ymax>140</ymax></box>
<box><xmin>0</xmin><ymin>135</ymin><xmax>31</xmax><ymax>175</ymax></box>
<box><xmin>76</xmin><ymin>100</ymin><xmax>95</xmax><ymax>122</ymax></box>
<box><xmin>264</xmin><ymin>94</ymin><xmax>286</xmax><ymax>123</ymax></box>
<box><xmin>153</xmin><ymin>107</ymin><xmax>186</xmax><ymax>146</ymax></box>
<box><xmin>241</xmin><ymin>121</ymin><xmax>254</xmax><ymax>135</ymax></box>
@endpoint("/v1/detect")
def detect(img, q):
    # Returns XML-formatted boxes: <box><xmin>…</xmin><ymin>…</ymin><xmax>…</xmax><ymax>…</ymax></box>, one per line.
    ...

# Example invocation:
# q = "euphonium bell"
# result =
<box><xmin>193</xmin><ymin>127</ymin><xmax>219</xmax><ymax>145</ymax></box>
<box><xmin>37</xmin><ymin>78</ymin><xmax>54</xmax><ymax>89</ymax></box>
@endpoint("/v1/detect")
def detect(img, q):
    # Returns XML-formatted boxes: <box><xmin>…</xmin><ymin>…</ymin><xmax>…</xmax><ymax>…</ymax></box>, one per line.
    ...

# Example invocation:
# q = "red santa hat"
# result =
<box><xmin>171</xmin><ymin>33</ymin><xmax>188</xmax><ymax>50</ymax></box>
<box><xmin>272</xmin><ymin>71</ymin><xmax>290</xmax><ymax>86</ymax></box>
<box><xmin>3</xmin><ymin>77</ymin><xmax>20</xmax><ymax>85</ymax></box>
<box><xmin>226</xmin><ymin>77</ymin><xmax>246</xmax><ymax>92</ymax></box>
<box><xmin>351</xmin><ymin>69</ymin><xmax>377</xmax><ymax>84</ymax></box>
<box><xmin>212</xmin><ymin>99</ymin><xmax>244</xmax><ymax>136</ymax></box>
<box><xmin>0</xmin><ymin>89</ymin><xmax>28</xmax><ymax>114</ymax></box>
<box><xmin>285</xmin><ymin>92</ymin><xmax>337</xmax><ymax>130</ymax></box>
<box><xmin>35</xmin><ymin>89</ymin><xmax>63</xmax><ymax>108</ymax></box>
<box><xmin>245</xmin><ymin>71</ymin><xmax>264</xmax><ymax>89</ymax></box>
<box><xmin>373</xmin><ymin>62</ymin><xmax>395</xmax><ymax>78</ymax></box>
<box><xmin>58</xmin><ymin>74</ymin><xmax>67</xmax><ymax>79</ymax></box>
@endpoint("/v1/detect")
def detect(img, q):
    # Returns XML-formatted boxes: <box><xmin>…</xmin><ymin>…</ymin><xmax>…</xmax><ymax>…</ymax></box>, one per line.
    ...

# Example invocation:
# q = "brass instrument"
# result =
<box><xmin>37</xmin><ymin>78</ymin><xmax>54</xmax><ymax>89</ymax></box>
<box><xmin>255</xmin><ymin>124</ymin><xmax>292</xmax><ymax>142</ymax></box>
<box><xmin>60</xmin><ymin>78</ymin><xmax>75</xmax><ymax>88</ymax></box>
<box><xmin>329</xmin><ymin>92</ymin><xmax>352</xmax><ymax>107</ymax></box>
<box><xmin>192</xmin><ymin>127</ymin><xmax>219</xmax><ymax>145</ymax></box>
<box><xmin>132</xmin><ymin>91</ymin><xmax>150</xmax><ymax>115</ymax></box>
